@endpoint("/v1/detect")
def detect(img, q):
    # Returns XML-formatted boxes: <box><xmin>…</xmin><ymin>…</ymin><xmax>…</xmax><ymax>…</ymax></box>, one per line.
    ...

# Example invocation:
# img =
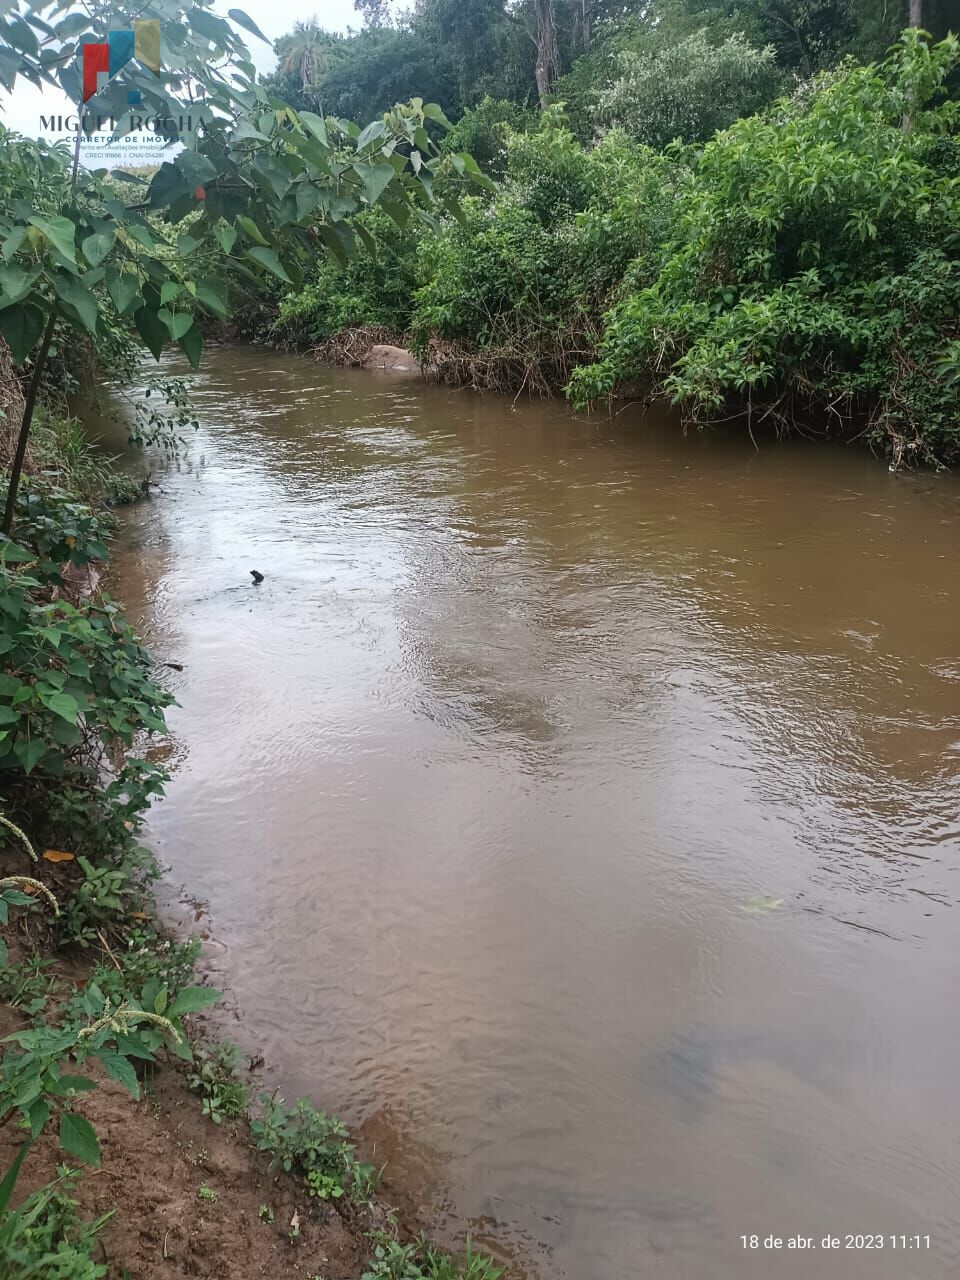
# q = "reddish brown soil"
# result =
<box><xmin>0</xmin><ymin>998</ymin><xmax>389</xmax><ymax>1280</ymax></box>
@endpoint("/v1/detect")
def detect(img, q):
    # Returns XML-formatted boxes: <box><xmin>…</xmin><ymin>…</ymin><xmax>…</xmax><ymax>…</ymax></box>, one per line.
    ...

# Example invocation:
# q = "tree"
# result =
<box><xmin>276</xmin><ymin>20</ymin><xmax>332</xmax><ymax>101</ymax></box>
<box><xmin>533</xmin><ymin>0</ymin><xmax>561</xmax><ymax>106</ymax></box>
<box><xmin>354</xmin><ymin>0</ymin><xmax>393</xmax><ymax>25</ymax></box>
<box><xmin>0</xmin><ymin>0</ymin><xmax>482</xmax><ymax>533</ymax></box>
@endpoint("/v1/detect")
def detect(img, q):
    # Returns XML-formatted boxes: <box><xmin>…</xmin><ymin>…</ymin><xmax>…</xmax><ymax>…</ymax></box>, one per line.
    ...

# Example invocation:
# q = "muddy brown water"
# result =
<box><xmin>103</xmin><ymin>346</ymin><xmax>960</xmax><ymax>1279</ymax></box>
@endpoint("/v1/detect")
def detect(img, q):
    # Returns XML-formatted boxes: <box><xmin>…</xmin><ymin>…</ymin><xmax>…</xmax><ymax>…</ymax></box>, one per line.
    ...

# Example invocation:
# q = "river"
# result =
<box><xmin>105</xmin><ymin>346</ymin><xmax>960</xmax><ymax>1280</ymax></box>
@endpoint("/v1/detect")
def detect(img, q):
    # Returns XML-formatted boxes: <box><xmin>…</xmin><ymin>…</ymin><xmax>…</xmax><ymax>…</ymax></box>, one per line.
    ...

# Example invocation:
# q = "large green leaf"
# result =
<box><xmin>54</xmin><ymin>279</ymin><xmax>98</xmax><ymax>334</ymax></box>
<box><xmin>162</xmin><ymin>310</ymin><xmax>193</xmax><ymax>341</ymax></box>
<box><xmin>95</xmin><ymin>1050</ymin><xmax>140</xmax><ymax>1100</ymax></box>
<box><xmin>176</xmin><ymin>151</ymin><xmax>217</xmax><ymax>189</ymax></box>
<box><xmin>168</xmin><ymin>986</ymin><xmax>222</xmax><ymax>1017</ymax></box>
<box><xmin>59</xmin><ymin>1112</ymin><xmax>100</xmax><ymax>1167</ymax></box>
<box><xmin>253</xmin><ymin>156</ymin><xmax>292</xmax><ymax>201</ymax></box>
<box><xmin>107</xmin><ymin>272</ymin><xmax>139</xmax><ymax>316</ymax></box>
<box><xmin>28</xmin><ymin>214</ymin><xmax>76</xmax><ymax>265</ymax></box>
<box><xmin>0</xmin><ymin>301</ymin><xmax>45</xmax><ymax>363</ymax></box>
<box><xmin>13</xmin><ymin>738</ymin><xmax>47</xmax><ymax>774</ymax></box>
<box><xmin>213</xmin><ymin>224</ymin><xmax>237</xmax><ymax>254</ymax></box>
<box><xmin>356</xmin><ymin>162</ymin><xmax>396</xmax><ymax>207</ymax></box>
<box><xmin>196</xmin><ymin>277</ymin><xmax>227</xmax><ymax>319</ymax></box>
<box><xmin>423</xmin><ymin>102</ymin><xmax>453</xmax><ymax>128</ymax></box>
<box><xmin>236</xmin><ymin>215</ymin><xmax>268</xmax><ymax>246</ymax></box>
<box><xmin>178</xmin><ymin>322</ymin><xmax>202</xmax><ymax>370</ymax></box>
<box><xmin>299</xmin><ymin>112</ymin><xmax>328</xmax><ymax>147</ymax></box>
<box><xmin>4</xmin><ymin>17</ymin><xmax>39</xmax><ymax>57</ymax></box>
<box><xmin>39</xmin><ymin>690</ymin><xmax>79</xmax><ymax>724</ymax></box>
<box><xmin>134</xmin><ymin>305</ymin><xmax>167</xmax><ymax>360</ymax></box>
<box><xmin>188</xmin><ymin>7</ymin><xmax>232</xmax><ymax>47</ymax></box>
<box><xmin>81</xmin><ymin>230</ymin><xmax>114</xmax><ymax>268</ymax></box>
<box><xmin>0</xmin><ymin>265</ymin><xmax>39</xmax><ymax>307</ymax></box>
<box><xmin>0</xmin><ymin>47</ymin><xmax>23</xmax><ymax>92</ymax></box>
<box><xmin>54</xmin><ymin>14</ymin><xmax>91</xmax><ymax>39</ymax></box>
<box><xmin>2</xmin><ymin>227</ymin><xmax>26</xmax><ymax>261</ymax></box>
<box><xmin>245</xmin><ymin>246</ymin><xmax>291</xmax><ymax>283</ymax></box>
<box><xmin>356</xmin><ymin>119</ymin><xmax>386</xmax><ymax>150</ymax></box>
<box><xmin>227</xmin><ymin>8</ymin><xmax>270</xmax><ymax>43</ymax></box>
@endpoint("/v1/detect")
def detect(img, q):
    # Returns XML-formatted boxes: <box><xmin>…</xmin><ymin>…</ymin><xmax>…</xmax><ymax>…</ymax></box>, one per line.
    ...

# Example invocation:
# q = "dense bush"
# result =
<box><xmin>411</xmin><ymin>113</ymin><xmax>685</xmax><ymax>391</ymax></box>
<box><xmin>271</xmin><ymin>210</ymin><xmax>421</xmax><ymax>347</ymax></box>
<box><xmin>0</xmin><ymin>493</ymin><xmax>169</xmax><ymax>790</ymax></box>
<box><xmin>597</xmin><ymin>29</ymin><xmax>785</xmax><ymax>147</ymax></box>
<box><xmin>570</xmin><ymin>33</ymin><xmax>960</xmax><ymax>465</ymax></box>
<box><xmin>439</xmin><ymin>96</ymin><xmax>537</xmax><ymax>179</ymax></box>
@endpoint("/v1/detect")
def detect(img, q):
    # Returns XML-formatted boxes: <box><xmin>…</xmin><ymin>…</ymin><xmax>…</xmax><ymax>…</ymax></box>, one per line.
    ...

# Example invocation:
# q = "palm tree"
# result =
<box><xmin>276</xmin><ymin>20</ymin><xmax>329</xmax><ymax>104</ymax></box>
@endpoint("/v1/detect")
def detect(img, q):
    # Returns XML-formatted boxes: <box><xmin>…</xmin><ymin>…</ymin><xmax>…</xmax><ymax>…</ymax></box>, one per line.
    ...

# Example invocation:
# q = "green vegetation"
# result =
<box><xmin>411</xmin><ymin>114</ymin><xmax>679</xmax><ymax>393</ymax></box>
<box><xmin>0</xmin><ymin>1169</ymin><xmax>111</xmax><ymax>1280</ymax></box>
<box><xmin>188</xmin><ymin>1039</ymin><xmax>251</xmax><ymax>1125</ymax></box>
<box><xmin>250</xmin><ymin>1093</ymin><xmax>376</xmax><ymax>1205</ymax></box>
<box><xmin>262</xmin><ymin>4</ymin><xmax>959</xmax><ymax>466</ymax></box>
<box><xmin>362</xmin><ymin>1234</ymin><xmax>503</xmax><ymax>1280</ymax></box>
<box><xmin>570</xmin><ymin>32</ymin><xmax>960</xmax><ymax>464</ymax></box>
<box><xmin>263</xmin><ymin>0</ymin><xmax>957</xmax><ymax>128</ymax></box>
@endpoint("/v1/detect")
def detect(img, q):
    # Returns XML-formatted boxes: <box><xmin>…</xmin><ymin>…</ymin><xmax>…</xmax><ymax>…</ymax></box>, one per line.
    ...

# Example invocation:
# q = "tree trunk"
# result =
<box><xmin>534</xmin><ymin>0</ymin><xmax>560</xmax><ymax>109</ymax></box>
<box><xmin>902</xmin><ymin>0</ymin><xmax>924</xmax><ymax>130</ymax></box>
<box><xmin>573</xmin><ymin>0</ymin><xmax>592</xmax><ymax>52</ymax></box>
<box><xmin>2</xmin><ymin>307</ymin><xmax>57</xmax><ymax>536</ymax></box>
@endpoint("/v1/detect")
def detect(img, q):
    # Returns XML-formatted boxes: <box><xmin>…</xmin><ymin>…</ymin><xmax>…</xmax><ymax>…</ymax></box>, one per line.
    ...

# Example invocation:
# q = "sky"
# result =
<box><xmin>0</xmin><ymin>0</ymin><xmax>366</xmax><ymax>159</ymax></box>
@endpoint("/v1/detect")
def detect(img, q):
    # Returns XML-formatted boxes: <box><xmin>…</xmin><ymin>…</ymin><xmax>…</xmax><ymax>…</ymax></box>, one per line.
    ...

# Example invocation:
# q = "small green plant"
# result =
<box><xmin>362</xmin><ymin>1233</ymin><xmax>502</xmax><ymax>1280</ymax></box>
<box><xmin>258</xmin><ymin>1203</ymin><xmax>274</xmax><ymax>1224</ymax></box>
<box><xmin>0</xmin><ymin>1168</ymin><xmax>112</xmax><ymax>1280</ymax></box>
<box><xmin>250</xmin><ymin>1094</ymin><xmax>376</xmax><ymax>1205</ymax></box>
<box><xmin>197</xmin><ymin>1184</ymin><xmax>217</xmax><ymax>1203</ymax></box>
<box><xmin>352</xmin><ymin>1161</ymin><xmax>382</xmax><ymax>1203</ymax></box>
<box><xmin>0</xmin><ymin>953</ymin><xmax>57</xmax><ymax>1020</ymax></box>
<box><xmin>306</xmin><ymin>1170</ymin><xmax>344</xmax><ymax>1201</ymax></box>
<box><xmin>104</xmin><ymin>472</ymin><xmax>144</xmax><ymax>507</ymax></box>
<box><xmin>188</xmin><ymin>1040</ymin><xmax>250</xmax><ymax>1125</ymax></box>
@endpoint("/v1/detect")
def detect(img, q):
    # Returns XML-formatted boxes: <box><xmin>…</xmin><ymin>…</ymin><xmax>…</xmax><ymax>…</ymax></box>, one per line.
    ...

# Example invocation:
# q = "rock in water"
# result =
<box><xmin>363</xmin><ymin>344</ymin><xmax>419</xmax><ymax>373</ymax></box>
<box><xmin>250</xmin><ymin>570</ymin><xmax>264</xmax><ymax>584</ymax></box>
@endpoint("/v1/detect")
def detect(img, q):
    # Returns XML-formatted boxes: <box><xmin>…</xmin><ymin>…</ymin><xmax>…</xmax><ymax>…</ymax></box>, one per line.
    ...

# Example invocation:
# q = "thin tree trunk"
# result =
<box><xmin>573</xmin><ymin>0</ymin><xmax>592</xmax><ymax>52</ymax></box>
<box><xmin>902</xmin><ymin>0</ymin><xmax>924</xmax><ymax>130</ymax></box>
<box><xmin>534</xmin><ymin>0</ymin><xmax>560</xmax><ymax>108</ymax></box>
<box><xmin>2</xmin><ymin>306</ymin><xmax>57</xmax><ymax>535</ymax></box>
<box><xmin>2</xmin><ymin>114</ymin><xmax>82</xmax><ymax>535</ymax></box>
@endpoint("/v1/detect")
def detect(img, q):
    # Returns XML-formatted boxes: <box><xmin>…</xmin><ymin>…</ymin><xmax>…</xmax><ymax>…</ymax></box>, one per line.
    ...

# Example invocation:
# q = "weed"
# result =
<box><xmin>104</xmin><ymin>472</ymin><xmax>144</xmax><ymax>507</ymax></box>
<box><xmin>250</xmin><ymin>1094</ymin><xmax>377</xmax><ymax>1204</ymax></box>
<box><xmin>0</xmin><ymin>1168</ymin><xmax>113</xmax><ymax>1280</ymax></box>
<box><xmin>188</xmin><ymin>1040</ymin><xmax>250</xmax><ymax>1125</ymax></box>
<box><xmin>197</xmin><ymin>1184</ymin><xmax>217</xmax><ymax>1203</ymax></box>
<box><xmin>362</xmin><ymin>1233</ymin><xmax>502</xmax><ymax>1280</ymax></box>
<box><xmin>0</xmin><ymin>954</ymin><xmax>57</xmax><ymax>1019</ymax></box>
<box><xmin>306</xmin><ymin>1171</ymin><xmax>344</xmax><ymax>1201</ymax></box>
<box><xmin>258</xmin><ymin>1203</ymin><xmax>274</xmax><ymax>1224</ymax></box>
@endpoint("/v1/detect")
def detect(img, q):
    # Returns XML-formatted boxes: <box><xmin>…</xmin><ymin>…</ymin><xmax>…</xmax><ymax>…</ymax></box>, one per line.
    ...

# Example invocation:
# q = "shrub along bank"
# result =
<box><xmin>277</xmin><ymin>33</ymin><xmax>960</xmax><ymax>466</ymax></box>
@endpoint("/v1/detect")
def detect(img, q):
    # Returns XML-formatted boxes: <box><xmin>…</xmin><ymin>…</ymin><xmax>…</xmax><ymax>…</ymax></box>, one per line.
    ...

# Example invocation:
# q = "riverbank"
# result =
<box><xmin>0</xmin><ymin>383</ymin><xmax>503</xmax><ymax>1280</ymax></box>
<box><xmin>258</xmin><ymin>35</ymin><xmax>960</xmax><ymax>470</ymax></box>
<box><xmin>0</xmin><ymin>930</ymin><xmax>374</xmax><ymax>1280</ymax></box>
